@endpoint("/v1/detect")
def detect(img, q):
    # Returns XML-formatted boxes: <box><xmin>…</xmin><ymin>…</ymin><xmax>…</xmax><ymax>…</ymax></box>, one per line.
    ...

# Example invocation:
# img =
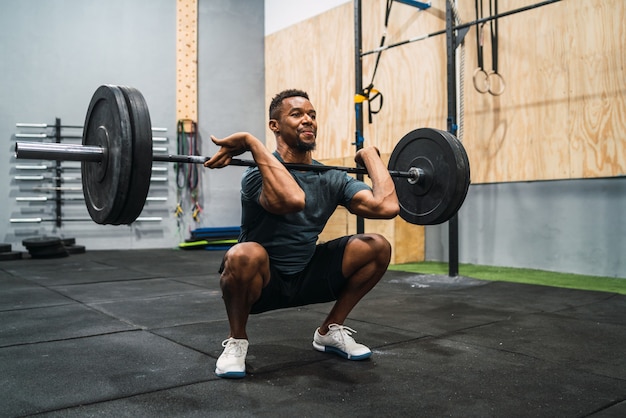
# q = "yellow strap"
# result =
<box><xmin>354</xmin><ymin>89</ymin><xmax>380</xmax><ymax>103</ymax></box>
<box><xmin>174</xmin><ymin>203</ymin><xmax>184</xmax><ymax>217</ymax></box>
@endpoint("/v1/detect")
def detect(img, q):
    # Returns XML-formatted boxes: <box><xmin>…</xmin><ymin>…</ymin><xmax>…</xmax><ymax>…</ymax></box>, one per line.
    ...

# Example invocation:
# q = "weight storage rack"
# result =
<box><xmin>11</xmin><ymin>118</ymin><xmax>168</xmax><ymax>228</ymax></box>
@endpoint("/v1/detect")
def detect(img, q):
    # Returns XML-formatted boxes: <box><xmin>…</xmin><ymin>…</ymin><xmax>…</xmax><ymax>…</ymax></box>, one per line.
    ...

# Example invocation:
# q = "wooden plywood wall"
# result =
<box><xmin>459</xmin><ymin>0</ymin><xmax>626</xmax><ymax>182</ymax></box>
<box><xmin>176</xmin><ymin>0</ymin><xmax>197</xmax><ymax>126</ymax></box>
<box><xmin>264</xmin><ymin>5</ymin><xmax>355</xmax><ymax>156</ymax></box>
<box><xmin>265</xmin><ymin>0</ymin><xmax>625</xmax><ymax>263</ymax></box>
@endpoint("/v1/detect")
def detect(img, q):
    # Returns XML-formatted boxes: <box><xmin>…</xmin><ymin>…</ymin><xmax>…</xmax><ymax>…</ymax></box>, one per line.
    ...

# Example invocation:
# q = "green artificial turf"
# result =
<box><xmin>389</xmin><ymin>262</ymin><xmax>626</xmax><ymax>295</ymax></box>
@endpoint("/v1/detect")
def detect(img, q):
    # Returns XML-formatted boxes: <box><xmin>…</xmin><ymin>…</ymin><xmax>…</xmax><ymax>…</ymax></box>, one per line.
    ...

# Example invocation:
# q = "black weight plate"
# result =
<box><xmin>0</xmin><ymin>251</ymin><xmax>23</xmax><ymax>261</ymax></box>
<box><xmin>22</xmin><ymin>236</ymin><xmax>62</xmax><ymax>248</ymax></box>
<box><xmin>28</xmin><ymin>243</ymin><xmax>69</xmax><ymax>259</ymax></box>
<box><xmin>388</xmin><ymin>128</ymin><xmax>470</xmax><ymax>225</ymax></box>
<box><xmin>81</xmin><ymin>85</ymin><xmax>133</xmax><ymax>224</ymax></box>
<box><xmin>0</xmin><ymin>243</ymin><xmax>11</xmax><ymax>252</ymax></box>
<box><xmin>65</xmin><ymin>244</ymin><xmax>86</xmax><ymax>254</ymax></box>
<box><xmin>61</xmin><ymin>237</ymin><xmax>76</xmax><ymax>246</ymax></box>
<box><xmin>113</xmin><ymin>86</ymin><xmax>153</xmax><ymax>225</ymax></box>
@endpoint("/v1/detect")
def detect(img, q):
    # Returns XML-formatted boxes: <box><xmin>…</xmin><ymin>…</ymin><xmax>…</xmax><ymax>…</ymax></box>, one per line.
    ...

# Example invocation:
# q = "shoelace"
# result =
<box><xmin>221</xmin><ymin>339</ymin><xmax>246</xmax><ymax>357</ymax></box>
<box><xmin>327</xmin><ymin>324</ymin><xmax>357</xmax><ymax>343</ymax></box>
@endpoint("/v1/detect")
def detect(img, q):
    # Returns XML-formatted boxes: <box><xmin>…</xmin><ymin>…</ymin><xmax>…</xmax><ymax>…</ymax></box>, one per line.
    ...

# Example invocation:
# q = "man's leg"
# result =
<box><xmin>320</xmin><ymin>233</ymin><xmax>391</xmax><ymax>332</ymax></box>
<box><xmin>220</xmin><ymin>241</ymin><xmax>270</xmax><ymax>338</ymax></box>
<box><xmin>215</xmin><ymin>242</ymin><xmax>269</xmax><ymax>377</ymax></box>
<box><xmin>312</xmin><ymin>233</ymin><xmax>391</xmax><ymax>360</ymax></box>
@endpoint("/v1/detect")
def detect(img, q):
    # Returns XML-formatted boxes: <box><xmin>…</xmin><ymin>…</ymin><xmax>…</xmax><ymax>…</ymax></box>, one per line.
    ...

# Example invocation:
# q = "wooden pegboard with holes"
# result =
<box><xmin>176</xmin><ymin>0</ymin><xmax>198</xmax><ymax>132</ymax></box>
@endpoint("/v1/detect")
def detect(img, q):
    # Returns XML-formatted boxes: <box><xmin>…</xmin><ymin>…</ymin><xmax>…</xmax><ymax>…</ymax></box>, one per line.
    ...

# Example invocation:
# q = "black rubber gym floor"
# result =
<box><xmin>1</xmin><ymin>249</ymin><xmax>625</xmax><ymax>417</ymax></box>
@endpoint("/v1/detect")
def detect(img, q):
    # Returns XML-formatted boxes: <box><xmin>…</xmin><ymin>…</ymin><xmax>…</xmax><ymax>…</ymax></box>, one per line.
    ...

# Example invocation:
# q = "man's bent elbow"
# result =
<box><xmin>369</xmin><ymin>200</ymin><xmax>400</xmax><ymax>219</ymax></box>
<box><xmin>264</xmin><ymin>191</ymin><xmax>306</xmax><ymax>215</ymax></box>
<box><xmin>381</xmin><ymin>201</ymin><xmax>400</xmax><ymax>219</ymax></box>
<box><xmin>282</xmin><ymin>196</ymin><xmax>306</xmax><ymax>214</ymax></box>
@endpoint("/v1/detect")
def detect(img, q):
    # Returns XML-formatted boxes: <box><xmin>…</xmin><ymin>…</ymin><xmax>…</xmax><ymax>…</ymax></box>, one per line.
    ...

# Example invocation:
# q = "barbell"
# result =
<box><xmin>14</xmin><ymin>85</ymin><xmax>471</xmax><ymax>226</ymax></box>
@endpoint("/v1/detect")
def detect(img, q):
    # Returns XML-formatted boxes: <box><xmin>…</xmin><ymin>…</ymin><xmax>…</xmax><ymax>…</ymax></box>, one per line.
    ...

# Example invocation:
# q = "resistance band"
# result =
<box><xmin>175</xmin><ymin>119</ymin><xmax>202</xmax><ymax>223</ymax></box>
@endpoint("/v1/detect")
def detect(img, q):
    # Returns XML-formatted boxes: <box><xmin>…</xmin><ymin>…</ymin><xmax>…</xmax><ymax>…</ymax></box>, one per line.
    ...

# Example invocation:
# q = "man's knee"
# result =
<box><xmin>352</xmin><ymin>233</ymin><xmax>391</xmax><ymax>263</ymax></box>
<box><xmin>222</xmin><ymin>242</ymin><xmax>269</xmax><ymax>283</ymax></box>
<box><xmin>343</xmin><ymin>234</ymin><xmax>392</xmax><ymax>278</ymax></box>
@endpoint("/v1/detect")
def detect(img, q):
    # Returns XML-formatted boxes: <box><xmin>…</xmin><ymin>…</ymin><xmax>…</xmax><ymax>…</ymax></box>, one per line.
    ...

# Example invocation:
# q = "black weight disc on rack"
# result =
<box><xmin>65</xmin><ymin>245</ymin><xmax>86</xmax><ymax>254</ymax></box>
<box><xmin>23</xmin><ymin>236</ymin><xmax>62</xmax><ymax>248</ymax></box>
<box><xmin>61</xmin><ymin>237</ymin><xmax>76</xmax><ymax>246</ymax></box>
<box><xmin>0</xmin><ymin>251</ymin><xmax>23</xmax><ymax>261</ymax></box>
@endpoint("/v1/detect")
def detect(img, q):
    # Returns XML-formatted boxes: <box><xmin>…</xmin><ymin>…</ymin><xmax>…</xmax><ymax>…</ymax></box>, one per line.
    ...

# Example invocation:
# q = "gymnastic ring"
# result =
<box><xmin>487</xmin><ymin>71</ymin><xmax>506</xmax><ymax>96</ymax></box>
<box><xmin>473</xmin><ymin>68</ymin><xmax>489</xmax><ymax>94</ymax></box>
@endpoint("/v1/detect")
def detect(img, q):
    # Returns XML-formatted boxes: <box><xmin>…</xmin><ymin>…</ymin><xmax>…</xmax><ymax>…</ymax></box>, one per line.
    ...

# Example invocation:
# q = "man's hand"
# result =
<box><xmin>354</xmin><ymin>146</ymin><xmax>381</xmax><ymax>167</ymax></box>
<box><xmin>204</xmin><ymin>132</ymin><xmax>253</xmax><ymax>168</ymax></box>
<box><xmin>350</xmin><ymin>146</ymin><xmax>399</xmax><ymax>220</ymax></box>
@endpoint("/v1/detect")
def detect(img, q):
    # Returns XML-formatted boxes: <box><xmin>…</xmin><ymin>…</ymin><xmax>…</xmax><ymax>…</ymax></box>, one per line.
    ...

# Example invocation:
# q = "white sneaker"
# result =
<box><xmin>215</xmin><ymin>338</ymin><xmax>248</xmax><ymax>378</ymax></box>
<box><xmin>312</xmin><ymin>324</ymin><xmax>372</xmax><ymax>360</ymax></box>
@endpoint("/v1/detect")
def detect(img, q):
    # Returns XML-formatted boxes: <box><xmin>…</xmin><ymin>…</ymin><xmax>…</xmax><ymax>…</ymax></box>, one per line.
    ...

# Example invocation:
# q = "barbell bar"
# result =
<box><xmin>16</xmin><ymin>122</ymin><xmax>168</xmax><ymax>131</ymax></box>
<box><xmin>14</xmin><ymin>85</ymin><xmax>471</xmax><ymax>226</ymax></box>
<box><xmin>10</xmin><ymin>217</ymin><xmax>163</xmax><ymax>223</ymax></box>
<box><xmin>16</xmin><ymin>140</ymin><xmax>420</xmax><ymax>180</ymax></box>
<box><xmin>16</xmin><ymin>196</ymin><xmax>167</xmax><ymax>202</ymax></box>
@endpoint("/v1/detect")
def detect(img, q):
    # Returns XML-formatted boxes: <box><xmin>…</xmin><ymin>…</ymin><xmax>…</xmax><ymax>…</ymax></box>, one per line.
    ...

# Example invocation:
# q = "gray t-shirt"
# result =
<box><xmin>238</xmin><ymin>152</ymin><xmax>371</xmax><ymax>274</ymax></box>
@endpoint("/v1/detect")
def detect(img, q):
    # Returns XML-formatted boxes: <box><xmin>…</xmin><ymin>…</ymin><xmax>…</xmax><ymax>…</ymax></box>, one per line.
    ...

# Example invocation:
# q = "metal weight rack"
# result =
<box><xmin>12</xmin><ymin>118</ymin><xmax>168</xmax><ymax>227</ymax></box>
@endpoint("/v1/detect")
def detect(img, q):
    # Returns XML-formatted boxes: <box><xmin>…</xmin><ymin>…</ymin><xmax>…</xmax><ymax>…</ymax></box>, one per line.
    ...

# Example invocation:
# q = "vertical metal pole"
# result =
<box><xmin>446</xmin><ymin>1</ymin><xmax>459</xmax><ymax>276</ymax></box>
<box><xmin>354</xmin><ymin>0</ymin><xmax>365</xmax><ymax>235</ymax></box>
<box><xmin>54</xmin><ymin>117</ymin><xmax>63</xmax><ymax>228</ymax></box>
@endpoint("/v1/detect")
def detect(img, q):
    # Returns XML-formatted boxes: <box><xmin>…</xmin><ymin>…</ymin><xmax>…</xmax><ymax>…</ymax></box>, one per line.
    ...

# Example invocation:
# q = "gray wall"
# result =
<box><xmin>0</xmin><ymin>0</ymin><xmax>264</xmax><ymax>251</ymax></box>
<box><xmin>196</xmin><ymin>1</ymin><xmax>265</xmax><ymax>228</ymax></box>
<box><xmin>426</xmin><ymin>177</ymin><xmax>626</xmax><ymax>278</ymax></box>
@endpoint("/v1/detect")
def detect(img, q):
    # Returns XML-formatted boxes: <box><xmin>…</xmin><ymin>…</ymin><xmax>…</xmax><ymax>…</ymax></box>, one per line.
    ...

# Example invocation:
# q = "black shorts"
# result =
<box><xmin>222</xmin><ymin>235</ymin><xmax>350</xmax><ymax>314</ymax></box>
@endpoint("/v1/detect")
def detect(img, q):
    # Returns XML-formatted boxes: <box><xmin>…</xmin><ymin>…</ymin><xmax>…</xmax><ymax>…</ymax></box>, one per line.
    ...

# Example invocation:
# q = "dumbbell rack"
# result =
<box><xmin>12</xmin><ymin>118</ymin><xmax>168</xmax><ymax>227</ymax></box>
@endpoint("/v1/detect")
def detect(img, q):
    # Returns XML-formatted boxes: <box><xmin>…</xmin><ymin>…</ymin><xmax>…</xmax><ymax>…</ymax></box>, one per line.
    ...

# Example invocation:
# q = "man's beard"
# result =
<box><xmin>295</xmin><ymin>139</ymin><xmax>316</xmax><ymax>152</ymax></box>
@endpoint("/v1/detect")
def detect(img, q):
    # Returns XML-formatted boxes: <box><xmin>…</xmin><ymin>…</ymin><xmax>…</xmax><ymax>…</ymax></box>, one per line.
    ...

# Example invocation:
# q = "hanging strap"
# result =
<box><xmin>489</xmin><ymin>0</ymin><xmax>498</xmax><ymax>75</ymax></box>
<box><xmin>357</xmin><ymin>0</ymin><xmax>393</xmax><ymax>123</ymax></box>
<box><xmin>368</xmin><ymin>0</ymin><xmax>393</xmax><ymax>88</ymax></box>
<box><xmin>486</xmin><ymin>0</ymin><xmax>505</xmax><ymax>95</ymax></box>
<box><xmin>473</xmin><ymin>0</ymin><xmax>489</xmax><ymax>93</ymax></box>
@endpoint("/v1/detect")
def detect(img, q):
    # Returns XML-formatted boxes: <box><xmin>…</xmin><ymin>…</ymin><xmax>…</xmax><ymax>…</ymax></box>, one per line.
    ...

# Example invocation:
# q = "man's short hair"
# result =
<box><xmin>269</xmin><ymin>89</ymin><xmax>309</xmax><ymax>120</ymax></box>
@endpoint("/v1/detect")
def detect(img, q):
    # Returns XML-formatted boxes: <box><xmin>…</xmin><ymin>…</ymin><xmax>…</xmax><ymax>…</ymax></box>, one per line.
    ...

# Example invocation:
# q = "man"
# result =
<box><xmin>204</xmin><ymin>89</ymin><xmax>399</xmax><ymax>378</ymax></box>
